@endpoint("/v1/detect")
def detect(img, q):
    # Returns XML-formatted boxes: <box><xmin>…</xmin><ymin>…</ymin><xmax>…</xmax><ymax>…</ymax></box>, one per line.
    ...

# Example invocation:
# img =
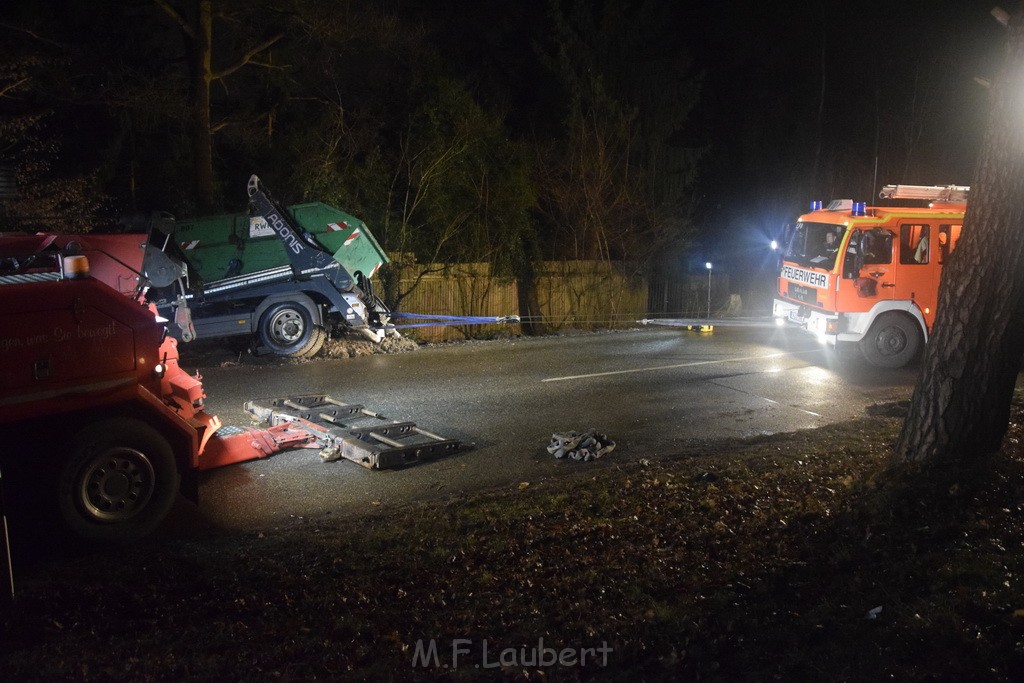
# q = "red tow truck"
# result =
<box><xmin>0</xmin><ymin>200</ymin><xmax>463</xmax><ymax>546</ymax></box>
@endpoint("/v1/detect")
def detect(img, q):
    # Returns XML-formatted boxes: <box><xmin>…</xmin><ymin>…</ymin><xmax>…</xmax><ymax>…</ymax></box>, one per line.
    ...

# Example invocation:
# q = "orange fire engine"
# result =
<box><xmin>772</xmin><ymin>184</ymin><xmax>966</xmax><ymax>367</ymax></box>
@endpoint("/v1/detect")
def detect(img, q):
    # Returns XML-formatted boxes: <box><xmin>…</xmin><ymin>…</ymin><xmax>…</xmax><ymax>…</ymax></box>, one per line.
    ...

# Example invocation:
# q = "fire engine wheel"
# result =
<box><xmin>58</xmin><ymin>418</ymin><xmax>180</xmax><ymax>543</ymax></box>
<box><xmin>860</xmin><ymin>312</ymin><xmax>922</xmax><ymax>368</ymax></box>
<box><xmin>258</xmin><ymin>301</ymin><xmax>325</xmax><ymax>357</ymax></box>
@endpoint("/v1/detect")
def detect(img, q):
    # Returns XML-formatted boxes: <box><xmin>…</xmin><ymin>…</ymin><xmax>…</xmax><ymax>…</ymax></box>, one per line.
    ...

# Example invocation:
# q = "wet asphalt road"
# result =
<box><xmin>173</xmin><ymin>325</ymin><xmax>918</xmax><ymax>534</ymax></box>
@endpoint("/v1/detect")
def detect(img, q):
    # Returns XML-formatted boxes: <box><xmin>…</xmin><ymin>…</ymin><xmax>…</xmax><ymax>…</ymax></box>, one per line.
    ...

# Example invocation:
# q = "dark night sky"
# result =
<box><xmin>0</xmin><ymin>0</ymin><xmax>1010</xmax><ymax>274</ymax></box>
<box><xmin>404</xmin><ymin>0</ymin><xmax>1005</xmax><ymax>263</ymax></box>
<box><xmin>667</xmin><ymin>0</ymin><xmax>1001</xmax><ymax>271</ymax></box>
<box><xmin>693</xmin><ymin>0</ymin><xmax>1002</xmax><ymax>261</ymax></box>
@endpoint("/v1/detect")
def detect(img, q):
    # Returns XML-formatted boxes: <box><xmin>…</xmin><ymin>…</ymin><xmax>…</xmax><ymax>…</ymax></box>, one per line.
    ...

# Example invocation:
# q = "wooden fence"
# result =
<box><xmin>393</xmin><ymin>261</ymin><xmax>650</xmax><ymax>342</ymax></box>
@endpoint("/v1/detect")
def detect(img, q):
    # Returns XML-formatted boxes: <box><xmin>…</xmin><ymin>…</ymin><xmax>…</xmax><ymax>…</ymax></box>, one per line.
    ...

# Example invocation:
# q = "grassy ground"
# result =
<box><xmin>3</xmin><ymin>400</ymin><xmax>1024</xmax><ymax>681</ymax></box>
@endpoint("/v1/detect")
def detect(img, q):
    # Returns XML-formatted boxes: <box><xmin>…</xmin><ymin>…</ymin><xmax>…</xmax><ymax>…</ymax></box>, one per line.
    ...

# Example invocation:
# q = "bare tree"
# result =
<box><xmin>153</xmin><ymin>0</ymin><xmax>282</xmax><ymax>210</ymax></box>
<box><xmin>536</xmin><ymin>0</ymin><xmax>699</xmax><ymax>274</ymax></box>
<box><xmin>365</xmin><ymin>79</ymin><xmax>535</xmax><ymax>315</ymax></box>
<box><xmin>897</xmin><ymin>6</ymin><xmax>1024</xmax><ymax>463</ymax></box>
<box><xmin>377</xmin><ymin>123</ymin><xmax>473</xmax><ymax>312</ymax></box>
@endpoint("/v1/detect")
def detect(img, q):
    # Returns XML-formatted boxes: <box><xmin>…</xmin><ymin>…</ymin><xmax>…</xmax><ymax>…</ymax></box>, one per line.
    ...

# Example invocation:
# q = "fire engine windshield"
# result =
<box><xmin>784</xmin><ymin>222</ymin><xmax>846</xmax><ymax>270</ymax></box>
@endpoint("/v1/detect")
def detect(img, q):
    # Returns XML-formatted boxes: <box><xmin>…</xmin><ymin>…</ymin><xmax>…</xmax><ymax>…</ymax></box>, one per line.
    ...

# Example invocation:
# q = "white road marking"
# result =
<box><xmin>541</xmin><ymin>349</ymin><xmax>821</xmax><ymax>383</ymax></box>
<box><xmin>761</xmin><ymin>396</ymin><xmax>821</xmax><ymax>417</ymax></box>
<box><xmin>712</xmin><ymin>383</ymin><xmax>822</xmax><ymax>418</ymax></box>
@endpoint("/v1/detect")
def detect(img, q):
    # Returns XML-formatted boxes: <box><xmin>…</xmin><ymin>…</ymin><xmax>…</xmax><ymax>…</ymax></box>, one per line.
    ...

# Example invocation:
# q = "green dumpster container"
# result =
<box><xmin>173</xmin><ymin>202</ymin><xmax>388</xmax><ymax>284</ymax></box>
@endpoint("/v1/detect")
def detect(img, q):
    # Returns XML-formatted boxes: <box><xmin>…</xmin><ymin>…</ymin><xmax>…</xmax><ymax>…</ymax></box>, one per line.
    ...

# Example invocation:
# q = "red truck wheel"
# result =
<box><xmin>58</xmin><ymin>418</ymin><xmax>181</xmax><ymax>543</ymax></box>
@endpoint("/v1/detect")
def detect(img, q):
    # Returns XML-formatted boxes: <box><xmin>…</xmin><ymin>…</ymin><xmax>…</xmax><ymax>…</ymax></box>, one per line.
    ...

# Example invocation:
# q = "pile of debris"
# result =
<box><xmin>546</xmin><ymin>430</ymin><xmax>616</xmax><ymax>461</ymax></box>
<box><xmin>320</xmin><ymin>335</ymin><xmax>418</xmax><ymax>359</ymax></box>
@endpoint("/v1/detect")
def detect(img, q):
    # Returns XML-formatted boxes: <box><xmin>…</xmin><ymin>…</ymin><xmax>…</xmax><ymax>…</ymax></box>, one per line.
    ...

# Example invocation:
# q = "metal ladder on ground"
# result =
<box><xmin>243</xmin><ymin>395</ymin><xmax>467</xmax><ymax>469</ymax></box>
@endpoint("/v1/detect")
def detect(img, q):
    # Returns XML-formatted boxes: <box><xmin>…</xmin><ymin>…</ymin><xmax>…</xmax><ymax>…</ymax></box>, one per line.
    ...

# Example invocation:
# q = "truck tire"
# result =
<box><xmin>297</xmin><ymin>325</ymin><xmax>327</xmax><ymax>358</ymax></box>
<box><xmin>257</xmin><ymin>301</ymin><xmax>325</xmax><ymax>357</ymax></box>
<box><xmin>859</xmin><ymin>312</ymin><xmax>922</xmax><ymax>368</ymax></box>
<box><xmin>58</xmin><ymin>418</ymin><xmax>180</xmax><ymax>543</ymax></box>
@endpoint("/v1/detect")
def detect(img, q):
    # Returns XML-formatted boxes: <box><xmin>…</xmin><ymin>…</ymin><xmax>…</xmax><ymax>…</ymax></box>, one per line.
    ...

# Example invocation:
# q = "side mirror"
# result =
<box><xmin>776</xmin><ymin>223</ymin><xmax>795</xmax><ymax>271</ymax></box>
<box><xmin>142</xmin><ymin>246</ymin><xmax>186</xmax><ymax>288</ymax></box>
<box><xmin>781</xmin><ymin>223</ymin><xmax>795</xmax><ymax>249</ymax></box>
<box><xmin>842</xmin><ymin>231</ymin><xmax>864</xmax><ymax>279</ymax></box>
<box><xmin>141</xmin><ymin>210</ymin><xmax>184</xmax><ymax>289</ymax></box>
<box><xmin>151</xmin><ymin>211</ymin><xmax>177</xmax><ymax>236</ymax></box>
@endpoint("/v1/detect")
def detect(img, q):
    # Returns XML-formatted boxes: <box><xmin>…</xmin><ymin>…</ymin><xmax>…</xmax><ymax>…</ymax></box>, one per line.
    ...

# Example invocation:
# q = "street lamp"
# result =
<box><xmin>705</xmin><ymin>262</ymin><xmax>712</xmax><ymax>319</ymax></box>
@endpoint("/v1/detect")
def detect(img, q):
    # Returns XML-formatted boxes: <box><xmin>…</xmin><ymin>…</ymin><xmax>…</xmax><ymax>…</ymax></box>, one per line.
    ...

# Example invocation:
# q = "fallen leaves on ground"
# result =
<box><xmin>4</xmin><ymin>400</ymin><xmax>1024</xmax><ymax>680</ymax></box>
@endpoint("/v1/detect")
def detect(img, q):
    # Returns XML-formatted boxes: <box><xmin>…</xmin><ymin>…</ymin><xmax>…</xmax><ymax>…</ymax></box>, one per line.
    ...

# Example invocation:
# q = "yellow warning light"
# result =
<box><xmin>62</xmin><ymin>254</ymin><xmax>90</xmax><ymax>279</ymax></box>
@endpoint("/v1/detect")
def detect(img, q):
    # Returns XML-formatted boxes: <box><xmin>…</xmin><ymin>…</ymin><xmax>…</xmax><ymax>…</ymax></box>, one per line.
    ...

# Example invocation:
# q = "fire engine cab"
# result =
<box><xmin>772</xmin><ymin>184</ymin><xmax>966</xmax><ymax>367</ymax></box>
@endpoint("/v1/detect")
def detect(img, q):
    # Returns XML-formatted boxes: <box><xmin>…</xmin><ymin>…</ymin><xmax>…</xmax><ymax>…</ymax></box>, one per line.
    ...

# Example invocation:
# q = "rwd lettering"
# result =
<box><xmin>266</xmin><ymin>212</ymin><xmax>303</xmax><ymax>255</ymax></box>
<box><xmin>249</xmin><ymin>216</ymin><xmax>274</xmax><ymax>238</ymax></box>
<box><xmin>781</xmin><ymin>265</ymin><xmax>829</xmax><ymax>289</ymax></box>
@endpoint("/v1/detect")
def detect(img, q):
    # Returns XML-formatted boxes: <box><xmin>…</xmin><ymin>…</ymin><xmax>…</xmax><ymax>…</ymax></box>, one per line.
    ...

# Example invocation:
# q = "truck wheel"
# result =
<box><xmin>58</xmin><ymin>418</ymin><xmax>180</xmax><ymax>543</ymax></box>
<box><xmin>258</xmin><ymin>301</ymin><xmax>324</xmax><ymax>357</ymax></box>
<box><xmin>859</xmin><ymin>312</ymin><xmax>922</xmax><ymax>368</ymax></box>
<box><xmin>296</xmin><ymin>325</ymin><xmax>327</xmax><ymax>358</ymax></box>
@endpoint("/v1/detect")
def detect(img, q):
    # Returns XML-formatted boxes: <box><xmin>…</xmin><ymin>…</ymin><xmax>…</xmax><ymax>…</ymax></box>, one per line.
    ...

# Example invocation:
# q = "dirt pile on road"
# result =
<box><xmin>178</xmin><ymin>333</ymin><xmax>419</xmax><ymax>367</ymax></box>
<box><xmin>320</xmin><ymin>334</ymin><xmax>419</xmax><ymax>359</ymax></box>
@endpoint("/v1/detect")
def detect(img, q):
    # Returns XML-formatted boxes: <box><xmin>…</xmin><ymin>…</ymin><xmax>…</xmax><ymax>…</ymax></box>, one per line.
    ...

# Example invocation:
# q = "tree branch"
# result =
<box><xmin>210</xmin><ymin>113</ymin><xmax>267</xmax><ymax>134</ymax></box>
<box><xmin>152</xmin><ymin>0</ymin><xmax>195</xmax><ymax>40</ymax></box>
<box><xmin>0</xmin><ymin>21</ymin><xmax>65</xmax><ymax>50</ymax></box>
<box><xmin>0</xmin><ymin>77</ymin><xmax>29</xmax><ymax>99</ymax></box>
<box><xmin>248</xmin><ymin>60</ymin><xmax>290</xmax><ymax>70</ymax></box>
<box><xmin>212</xmin><ymin>33</ymin><xmax>284</xmax><ymax>81</ymax></box>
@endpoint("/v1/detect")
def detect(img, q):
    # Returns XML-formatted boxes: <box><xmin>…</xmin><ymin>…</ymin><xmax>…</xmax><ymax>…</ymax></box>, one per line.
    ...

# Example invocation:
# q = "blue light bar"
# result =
<box><xmin>810</xmin><ymin>200</ymin><xmax>823</xmax><ymax>211</ymax></box>
<box><xmin>852</xmin><ymin>201</ymin><xmax>866</xmax><ymax>216</ymax></box>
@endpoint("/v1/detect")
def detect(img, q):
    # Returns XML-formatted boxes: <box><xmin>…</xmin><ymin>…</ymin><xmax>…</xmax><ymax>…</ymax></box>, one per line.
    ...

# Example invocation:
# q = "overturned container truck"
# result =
<box><xmin>148</xmin><ymin>175</ymin><xmax>394</xmax><ymax>357</ymax></box>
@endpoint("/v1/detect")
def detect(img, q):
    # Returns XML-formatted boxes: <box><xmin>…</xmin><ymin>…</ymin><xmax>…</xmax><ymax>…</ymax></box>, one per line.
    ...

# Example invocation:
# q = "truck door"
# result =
<box><xmin>858</xmin><ymin>228</ymin><xmax>896</xmax><ymax>299</ymax></box>
<box><xmin>895</xmin><ymin>222</ymin><xmax>936</xmax><ymax>326</ymax></box>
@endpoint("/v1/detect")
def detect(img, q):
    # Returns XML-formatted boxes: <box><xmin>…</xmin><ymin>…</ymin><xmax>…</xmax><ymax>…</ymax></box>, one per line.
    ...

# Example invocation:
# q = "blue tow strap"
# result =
<box><xmin>387</xmin><ymin>312</ymin><xmax>521</xmax><ymax>329</ymax></box>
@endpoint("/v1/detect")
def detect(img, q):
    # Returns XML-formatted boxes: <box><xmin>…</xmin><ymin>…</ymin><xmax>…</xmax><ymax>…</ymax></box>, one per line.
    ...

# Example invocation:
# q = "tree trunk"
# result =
<box><xmin>191</xmin><ymin>0</ymin><xmax>215</xmax><ymax>211</ymax></box>
<box><xmin>515</xmin><ymin>224</ymin><xmax>544</xmax><ymax>336</ymax></box>
<box><xmin>516</xmin><ymin>268</ymin><xmax>543</xmax><ymax>336</ymax></box>
<box><xmin>896</xmin><ymin>9</ymin><xmax>1024</xmax><ymax>463</ymax></box>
